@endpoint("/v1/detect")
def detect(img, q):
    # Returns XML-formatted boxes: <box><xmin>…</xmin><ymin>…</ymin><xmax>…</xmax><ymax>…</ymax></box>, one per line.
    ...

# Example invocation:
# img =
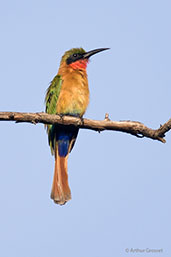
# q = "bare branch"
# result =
<box><xmin>0</xmin><ymin>111</ymin><xmax>170</xmax><ymax>143</ymax></box>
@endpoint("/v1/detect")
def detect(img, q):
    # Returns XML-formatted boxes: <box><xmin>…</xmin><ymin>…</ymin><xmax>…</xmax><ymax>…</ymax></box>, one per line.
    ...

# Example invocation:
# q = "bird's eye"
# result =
<box><xmin>73</xmin><ymin>53</ymin><xmax>77</xmax><ymax>57</ymax></box>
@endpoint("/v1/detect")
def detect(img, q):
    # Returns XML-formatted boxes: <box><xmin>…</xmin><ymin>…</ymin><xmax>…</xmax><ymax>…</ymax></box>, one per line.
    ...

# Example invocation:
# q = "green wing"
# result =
<box><xmin>45</xmin><ymin>75</ymin><xmax>62</xmax><ymax>155</ymax></box>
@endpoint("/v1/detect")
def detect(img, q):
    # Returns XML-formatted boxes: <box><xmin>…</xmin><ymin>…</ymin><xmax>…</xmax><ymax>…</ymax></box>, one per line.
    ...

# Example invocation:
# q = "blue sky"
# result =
<box><xmin>0</xmin><ymin>1</ymin><xmax>171</xmax><ymax>256</ymax></box>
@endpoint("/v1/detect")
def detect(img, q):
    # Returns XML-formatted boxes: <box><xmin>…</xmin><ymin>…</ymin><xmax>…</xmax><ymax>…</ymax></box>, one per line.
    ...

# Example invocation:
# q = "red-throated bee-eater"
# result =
<box><xmin>45</xmin><ymin>47</ymin><xmax>109</xmax><ymax>205</ymax></box>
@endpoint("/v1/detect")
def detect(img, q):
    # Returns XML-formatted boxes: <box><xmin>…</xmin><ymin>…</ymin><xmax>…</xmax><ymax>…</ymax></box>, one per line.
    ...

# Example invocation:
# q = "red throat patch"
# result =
<box><xmin>69</xmin><ymin>59</ymin><xmax>88</xmax><ymax>70</ymax></box>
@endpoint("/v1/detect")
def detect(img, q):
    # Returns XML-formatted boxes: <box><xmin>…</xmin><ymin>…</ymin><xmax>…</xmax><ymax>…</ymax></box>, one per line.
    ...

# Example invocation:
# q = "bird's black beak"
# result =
<box><xmin>83</xmin><ymin>48</ymin><xmax>110</xmax><ymax>59</ymax></box>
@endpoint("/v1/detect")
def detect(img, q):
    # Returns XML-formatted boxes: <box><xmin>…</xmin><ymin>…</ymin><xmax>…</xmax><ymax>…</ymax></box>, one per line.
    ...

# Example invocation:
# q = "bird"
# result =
<box><xmin>45</xmin><ymin>47</ymin><xmax>109</xmax><ymax>205</ymax></box>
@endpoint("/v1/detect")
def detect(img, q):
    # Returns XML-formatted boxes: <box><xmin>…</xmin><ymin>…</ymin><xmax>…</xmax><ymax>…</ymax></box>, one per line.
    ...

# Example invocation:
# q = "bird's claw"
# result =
<box><xmin>80</xmin><ymin>117</ymin><xmax>84</xmax><ymax>125</ymax></box>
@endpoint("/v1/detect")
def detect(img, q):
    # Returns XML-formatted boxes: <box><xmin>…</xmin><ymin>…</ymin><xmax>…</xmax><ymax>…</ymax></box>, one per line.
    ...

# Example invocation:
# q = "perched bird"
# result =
<box><xmin>45</xmin><ymin>47</ymin><xmax>109</xmax><ymax>205</ymax></box>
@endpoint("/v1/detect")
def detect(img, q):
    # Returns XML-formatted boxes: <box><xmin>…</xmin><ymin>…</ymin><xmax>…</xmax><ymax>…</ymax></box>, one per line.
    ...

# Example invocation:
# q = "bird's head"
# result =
<box><xmin>60</xmin><ymin>47</ymin><xmax>109</xmax><ymax>70</ymax></box>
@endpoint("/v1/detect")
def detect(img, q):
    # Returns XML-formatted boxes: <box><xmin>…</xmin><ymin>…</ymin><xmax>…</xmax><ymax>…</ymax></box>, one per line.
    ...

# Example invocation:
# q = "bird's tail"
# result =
<box><xmin>51</xmin><ymin>146</ymin><xmax>71</xmax><ymax>205</ymax></box>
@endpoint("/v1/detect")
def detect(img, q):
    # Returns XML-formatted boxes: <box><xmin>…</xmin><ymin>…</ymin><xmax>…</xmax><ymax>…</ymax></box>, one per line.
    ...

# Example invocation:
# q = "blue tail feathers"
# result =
<box><xmin>57</xmin><ymin>126</ymin><xmax>78</xmax><ymax>157</ymax></box>
<box><xmin>58</xmin><ymin>133</ymin><xmax>70</xmax><ymax>157</ymax></box>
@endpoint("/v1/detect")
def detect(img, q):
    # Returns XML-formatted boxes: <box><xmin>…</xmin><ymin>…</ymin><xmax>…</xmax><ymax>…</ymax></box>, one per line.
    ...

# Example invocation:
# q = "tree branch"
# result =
<box><xmin>0</xmin><ymin>111</ymin><xmax>171</xmax><ymax>143</ymax></box>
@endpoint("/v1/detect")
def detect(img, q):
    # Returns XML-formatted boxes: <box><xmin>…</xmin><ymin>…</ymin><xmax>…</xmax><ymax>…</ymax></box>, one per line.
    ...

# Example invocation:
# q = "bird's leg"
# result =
<box><xmin>79</xmin><ymin>116</ymin><xmax>84</xmax><ymax>125</ymax></box>
<box><xmin>59</xmin><ymin>113</ymin><xmax>65</xmax><ymax>121</ymax></box>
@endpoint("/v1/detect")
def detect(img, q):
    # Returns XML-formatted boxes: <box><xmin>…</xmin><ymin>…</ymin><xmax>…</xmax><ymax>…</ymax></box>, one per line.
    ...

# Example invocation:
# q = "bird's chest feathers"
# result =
<box><xmin>56</xmin><ymin>72</ymin><xmax>89</xmax><ymax>116</ymax></box>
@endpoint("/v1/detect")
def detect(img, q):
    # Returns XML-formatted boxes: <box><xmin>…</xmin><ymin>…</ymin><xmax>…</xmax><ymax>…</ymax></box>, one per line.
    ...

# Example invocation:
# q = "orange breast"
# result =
<box><xmin>56</xmin><ymin>70</ymin><xmax>89</xmax><ymax>116</ymax></box>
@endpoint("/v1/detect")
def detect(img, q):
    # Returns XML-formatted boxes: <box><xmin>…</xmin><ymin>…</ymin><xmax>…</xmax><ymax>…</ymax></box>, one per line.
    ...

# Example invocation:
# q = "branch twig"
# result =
<box><xmin>0</xmin><ymin>111</ymin><xmax>170</xmax><ymax>143</ymax></box>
